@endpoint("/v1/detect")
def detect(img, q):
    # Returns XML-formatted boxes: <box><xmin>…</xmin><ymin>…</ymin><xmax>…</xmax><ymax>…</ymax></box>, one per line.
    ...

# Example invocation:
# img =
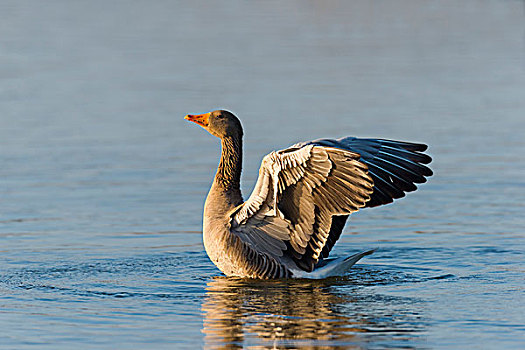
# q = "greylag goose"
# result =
<box><xmin>185</xmin><ymin>110</ymin><xmax>432</xmax><ymax>279</ymax></box>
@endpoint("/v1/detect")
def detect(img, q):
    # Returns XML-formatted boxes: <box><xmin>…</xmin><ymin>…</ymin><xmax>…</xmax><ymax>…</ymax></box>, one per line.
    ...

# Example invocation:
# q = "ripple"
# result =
<box><xmin>0</xmin><ymin>251</ymin><xmax>213</xmax><ymax>301</ymax></box>
<box><xmin>427</xmin><ymin>273</ymin><xmax>456</xmax><ymax>280</ymax></box>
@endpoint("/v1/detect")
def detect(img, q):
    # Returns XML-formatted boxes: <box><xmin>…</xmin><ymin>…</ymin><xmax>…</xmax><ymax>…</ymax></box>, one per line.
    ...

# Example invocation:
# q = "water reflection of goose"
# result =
<box><xmin>202</xmin><ymin>276</ymin><xmax>426</xmax><ymax>349</ymax></box>
<box><xmin>185</xmin><ymin>110</ymin><xmax>432</xmax><ymax>279</ymax></box>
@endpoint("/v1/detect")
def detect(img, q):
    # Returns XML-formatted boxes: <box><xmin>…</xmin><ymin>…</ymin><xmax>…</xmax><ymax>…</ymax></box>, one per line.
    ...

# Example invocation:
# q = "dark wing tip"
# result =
<box><xmin>360</xmin><ymin>139</ymin><xmax>432</xmax><ymax>207</ymax></box>
<box><xmin>378</xmin><ymin>139</ymin><xmax>429</xmax><ymax>152</ymax></box>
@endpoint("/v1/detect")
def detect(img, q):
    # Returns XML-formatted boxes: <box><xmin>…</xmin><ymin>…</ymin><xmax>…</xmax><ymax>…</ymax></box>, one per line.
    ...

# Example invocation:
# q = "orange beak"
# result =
<box><xmin>185</xmin><ymin>113</ymin><xmax>210</xmax><ymax>127</ymax></box>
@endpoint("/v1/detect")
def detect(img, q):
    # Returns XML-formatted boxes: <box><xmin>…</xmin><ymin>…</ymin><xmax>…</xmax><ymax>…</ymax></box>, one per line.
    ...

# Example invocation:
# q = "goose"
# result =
<box><xmin>185</xmin><ymin>110</ymin><xmax>432</xmax><ymax>279</ymax></box>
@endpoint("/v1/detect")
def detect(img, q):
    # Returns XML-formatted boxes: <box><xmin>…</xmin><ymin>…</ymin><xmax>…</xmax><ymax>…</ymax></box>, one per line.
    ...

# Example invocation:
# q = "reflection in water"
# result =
<box><xmin>202</xmin><ymin>274</ymin><xmax>427</xmax><ymax>349</ymax></box>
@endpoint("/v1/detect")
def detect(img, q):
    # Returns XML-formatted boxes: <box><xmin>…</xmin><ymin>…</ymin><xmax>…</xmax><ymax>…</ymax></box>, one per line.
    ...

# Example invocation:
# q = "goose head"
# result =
<box><xmin>185</xmin><ymin>110</ymin><xmax>243</xmax><ymax>139</ymax></box>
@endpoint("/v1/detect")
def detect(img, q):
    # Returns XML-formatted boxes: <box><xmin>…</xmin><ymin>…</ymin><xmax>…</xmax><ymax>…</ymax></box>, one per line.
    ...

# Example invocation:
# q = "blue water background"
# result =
<box><xmin>1</xmin><ymin>1</ymin><xmax>524</xmax><ymax>349</ymax></box>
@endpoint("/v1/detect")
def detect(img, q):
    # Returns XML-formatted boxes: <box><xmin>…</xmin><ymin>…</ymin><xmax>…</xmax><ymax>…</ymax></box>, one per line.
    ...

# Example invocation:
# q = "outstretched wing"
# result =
<box><xmin>230</xmin><ymin>137</ymin><xmax>432</xmax><ymax>272</ymax></box>
<box><xmin>288</xmin><ymin>138</ymin><xmax>433</xmax><ymax>268</ymax></box>
<box><xmin>229</xmin><ymin>144</ymin><xmax>375</xmax><ymax>272</ymax></box>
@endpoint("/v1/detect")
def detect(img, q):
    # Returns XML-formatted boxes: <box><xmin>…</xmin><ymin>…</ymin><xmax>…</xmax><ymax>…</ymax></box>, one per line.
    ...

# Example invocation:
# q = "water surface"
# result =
<box><xmin>1</xmin><ymin>1</ymin><xmax>524</xmax><ymax>349</ymax></box>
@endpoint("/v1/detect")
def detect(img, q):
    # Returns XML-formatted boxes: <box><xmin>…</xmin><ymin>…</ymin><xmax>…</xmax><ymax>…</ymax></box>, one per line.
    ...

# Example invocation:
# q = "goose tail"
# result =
<box><xmin>302</xmin><ymin>248</ymin><xmax>376</xmax><ymax>279</ymax></box>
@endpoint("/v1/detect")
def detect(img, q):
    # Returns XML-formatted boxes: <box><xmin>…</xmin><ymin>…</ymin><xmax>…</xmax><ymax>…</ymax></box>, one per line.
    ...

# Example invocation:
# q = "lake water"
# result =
<box><xmin>1</xmin><ymin>1</ymin><xmax>524</xmax><ymax>349</ymax></box>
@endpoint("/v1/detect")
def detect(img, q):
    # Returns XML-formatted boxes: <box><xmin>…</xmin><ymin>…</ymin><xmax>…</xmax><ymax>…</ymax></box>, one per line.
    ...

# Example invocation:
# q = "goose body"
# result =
<box><xmin>185</xmin><ymin>110</ymin><xmax>432</xmax><ymax>279</ymax></box>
